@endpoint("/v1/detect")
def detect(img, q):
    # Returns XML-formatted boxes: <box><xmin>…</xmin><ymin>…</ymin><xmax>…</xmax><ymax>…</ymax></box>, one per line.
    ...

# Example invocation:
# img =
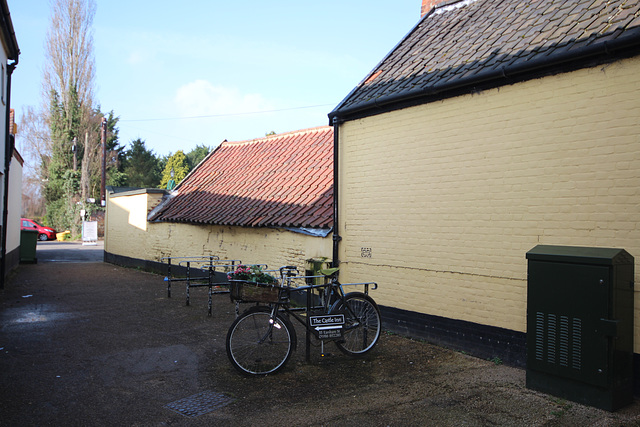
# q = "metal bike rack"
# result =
<box><xmin>161</xmin><ymin>256</ymin><xmax>241</xmax><ymax>316</ymax></box>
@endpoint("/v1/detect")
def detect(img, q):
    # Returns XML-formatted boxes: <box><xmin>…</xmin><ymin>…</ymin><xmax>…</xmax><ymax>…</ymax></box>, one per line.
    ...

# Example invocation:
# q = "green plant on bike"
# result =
<box><xmin>227</xmin><ymin>264</ymin><xmax>277</xmax><ymax>284</ymax></box>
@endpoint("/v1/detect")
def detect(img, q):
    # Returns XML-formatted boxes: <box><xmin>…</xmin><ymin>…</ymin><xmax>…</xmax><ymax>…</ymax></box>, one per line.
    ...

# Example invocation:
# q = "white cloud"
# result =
<box><xmin>173</xmin><ymin>80</ymin><xmax>274</xmax><ymax>118</ymax></box>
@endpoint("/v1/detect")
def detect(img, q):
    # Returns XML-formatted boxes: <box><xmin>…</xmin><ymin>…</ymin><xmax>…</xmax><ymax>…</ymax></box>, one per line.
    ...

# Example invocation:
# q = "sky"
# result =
<box><xmin>9</xmin><ymin>0</ymin><xmax>422</xmax><ymax>160</ymax></box>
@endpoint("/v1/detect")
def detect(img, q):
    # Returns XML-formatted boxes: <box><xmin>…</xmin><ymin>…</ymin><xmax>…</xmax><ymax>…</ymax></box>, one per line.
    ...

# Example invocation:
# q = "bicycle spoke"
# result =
<box><xmin>335</xmin><ymin>293</ymin><xmax>381</xmax><ymax>356</ymax></box>
<box><xmin>226</xmin><ymin>309</ymin><xmax>295</xmax><ymax>375</ymax></box>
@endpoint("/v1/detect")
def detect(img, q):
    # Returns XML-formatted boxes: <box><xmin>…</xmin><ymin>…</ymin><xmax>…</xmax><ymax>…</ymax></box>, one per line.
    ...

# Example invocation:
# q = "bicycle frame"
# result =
<box><xmin>259</xmin><ymin>274</ymin><xmax>378</xmax><ymax>361</ymax></box>
<box><xmin>226</xmin><ymin>266</ymin><xmax>381</xmax><ymax>375</ymax></box>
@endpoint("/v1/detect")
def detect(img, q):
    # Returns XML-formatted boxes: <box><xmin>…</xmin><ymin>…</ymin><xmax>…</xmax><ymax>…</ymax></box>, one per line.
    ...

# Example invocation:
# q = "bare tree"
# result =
<box><xmin>17</xmin><ymin>0</ymin><xmax>123</xmax><ymax>230</ymax></box>
<box><xmin>43</xmin><ymin>0</ymin><xmax>96</xmax><ymax>121</ymax></box>
<box><xmin>17</xmin><ymin>106</ymin><xmax>51</xmax><ymax>175</ymax></box>
<box><xmin>40</xmin><ymin>0</ymin><xmax>99</xmax><ymax>230</ymax></box>
<box><xmin>15</xmin><ymin>106</ymin><xmax>51</xmax><ymax>216</ymax></box>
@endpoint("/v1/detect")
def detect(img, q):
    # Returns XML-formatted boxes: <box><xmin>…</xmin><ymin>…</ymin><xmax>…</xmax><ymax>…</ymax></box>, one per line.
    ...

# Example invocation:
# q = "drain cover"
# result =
<box><xmin>166</xmin><ymin>390</ymin><xmax>234</xmax><ymax>417</ymax></box>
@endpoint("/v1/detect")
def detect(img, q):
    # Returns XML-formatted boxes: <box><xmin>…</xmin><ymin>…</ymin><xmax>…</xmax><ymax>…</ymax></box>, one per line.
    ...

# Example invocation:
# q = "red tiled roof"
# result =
<box><xmin>149</xmin><ymin>126</ymin><xmax>333</xmax><ymax>229</ymax></box>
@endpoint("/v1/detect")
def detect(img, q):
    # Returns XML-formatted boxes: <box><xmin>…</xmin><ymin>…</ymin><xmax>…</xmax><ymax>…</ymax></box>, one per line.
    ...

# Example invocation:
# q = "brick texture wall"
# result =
<box><xmin>106</xmin><ymin>192</ymin><xmax>332</xmax><ymax>273</ymax></box>
<box><xmin>337</xmin><ymin>56</ymin><xmax>640</xmax><ymax>350</ymax></box>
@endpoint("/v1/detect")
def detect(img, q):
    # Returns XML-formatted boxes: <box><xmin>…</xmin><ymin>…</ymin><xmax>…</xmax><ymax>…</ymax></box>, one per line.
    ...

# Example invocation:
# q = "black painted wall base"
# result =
<box><xmin>6</xmin><ymin>246</ymin><xmax>20</xmax><ymax>271</ymax></box>
<box><xmin>380</xmin><ymin>305</ymin><xmax>527</xmax><ymax>367</ymax></box>
<box><xmin>380</xmin><ymin>305</ymin><xmax>640</xmax><ymax>397</ymax></box>
<box><xmin>104</xmin><ymin>251</ymin><xmax>228</xmax><ymax>282</ymax></box>
<box><xmin>104</xmin><ymin>251</ymin><xmax>167</xmax><ymax>275</ymax></box>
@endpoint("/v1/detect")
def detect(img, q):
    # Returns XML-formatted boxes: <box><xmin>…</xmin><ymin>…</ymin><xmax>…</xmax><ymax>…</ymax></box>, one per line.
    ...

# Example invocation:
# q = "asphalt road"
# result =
<box><xmin>1</xmin><ymin>243</ymin><xmax>640</xmax><ymax>426</ymax></box>
<box><xmin>34</xmin><ymin>239</ymin><xmax>104</xmax><ymax>263</ymax></box>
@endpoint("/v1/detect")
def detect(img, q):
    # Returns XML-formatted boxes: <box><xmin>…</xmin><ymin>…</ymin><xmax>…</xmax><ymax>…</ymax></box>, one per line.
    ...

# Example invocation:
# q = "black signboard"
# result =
<box><xmin>308</xmin><ymin>312</ymin><xmax>345</xmax><ymax>340</ymax></box>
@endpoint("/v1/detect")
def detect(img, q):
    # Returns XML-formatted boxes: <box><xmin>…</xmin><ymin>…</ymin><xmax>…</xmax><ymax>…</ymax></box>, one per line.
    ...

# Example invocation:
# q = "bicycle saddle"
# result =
<box><xmin>319</xmin><ymin>267</ymin><xmax>339</xmax><ymax>277</ymax></box>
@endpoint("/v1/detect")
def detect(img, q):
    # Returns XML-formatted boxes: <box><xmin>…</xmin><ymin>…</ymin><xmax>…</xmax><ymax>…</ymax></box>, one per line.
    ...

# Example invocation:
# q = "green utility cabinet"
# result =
<box><xmin>526</xmin><ymin>245</ymin><xmax>634</xmax><ymax>411</ymax></box>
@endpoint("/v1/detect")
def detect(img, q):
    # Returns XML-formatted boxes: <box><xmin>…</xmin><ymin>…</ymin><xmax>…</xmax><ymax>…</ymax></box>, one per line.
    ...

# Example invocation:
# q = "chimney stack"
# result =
<box><xmin>421</xmin><ymin>0</ymin><xmax>450</xmax><ymax>17</ymax></box>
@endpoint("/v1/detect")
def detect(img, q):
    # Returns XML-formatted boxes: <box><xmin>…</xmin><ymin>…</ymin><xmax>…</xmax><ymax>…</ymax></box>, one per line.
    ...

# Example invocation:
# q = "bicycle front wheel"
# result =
<box><xmin>226</xmin><ymin>307</ymin><xmax>296</xmax><ymax>375</ymax></box>
<box><xmin>333</xmin><ymin>292</ymin><xmax>381</xmax><ymax>356</ymax></box>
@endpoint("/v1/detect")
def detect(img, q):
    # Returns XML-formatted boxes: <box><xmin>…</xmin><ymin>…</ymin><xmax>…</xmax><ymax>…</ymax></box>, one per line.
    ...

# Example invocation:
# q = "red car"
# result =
<box><xmin>21</xmin><ymin>218</ymin><xmax>57</xmax><ymax>241</ymax></box>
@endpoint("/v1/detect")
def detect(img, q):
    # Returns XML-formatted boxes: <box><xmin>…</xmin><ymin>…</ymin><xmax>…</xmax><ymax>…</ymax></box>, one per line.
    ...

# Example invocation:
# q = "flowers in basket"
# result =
<box><xmin>227</xmin><ymin>265</ymin><xmax>278</xmax><ymax>285</ymax></box>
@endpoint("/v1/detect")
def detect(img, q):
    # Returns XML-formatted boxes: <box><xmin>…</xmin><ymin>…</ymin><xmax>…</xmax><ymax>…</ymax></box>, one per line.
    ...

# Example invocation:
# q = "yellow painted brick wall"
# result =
<box><xmin>105</xmin><ymin>191</ymin><xmax>161</xmax><ymax>255</ymax></box>
<box><xmin>144</xmin><ymin>222</ymin><xmax>331</xmax><ymax>270</ymax></box>
<box><xmin>338</xmin><ymin>57</ymin><xmax>640</xmax><ymax>348</ymax></box>
<box><xmin>106</xmin><ymin>191</ymin><xmax>332</xmax><ymax>272</ymax></box>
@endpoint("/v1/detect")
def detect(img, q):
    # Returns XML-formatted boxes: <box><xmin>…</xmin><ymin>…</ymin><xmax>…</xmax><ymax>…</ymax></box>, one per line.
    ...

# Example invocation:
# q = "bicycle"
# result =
<box><xmin>225</xmin><ymin>266</ymin><xmax>381</xmax><ymax>376</ymax></box>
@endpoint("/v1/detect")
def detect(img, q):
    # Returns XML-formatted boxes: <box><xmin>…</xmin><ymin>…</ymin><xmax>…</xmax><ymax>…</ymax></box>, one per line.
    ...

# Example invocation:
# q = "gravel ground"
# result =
<box><xmin>1</xmin><ymin>256</ymin><xmax>639</xmax><ymax>426</ymax></box>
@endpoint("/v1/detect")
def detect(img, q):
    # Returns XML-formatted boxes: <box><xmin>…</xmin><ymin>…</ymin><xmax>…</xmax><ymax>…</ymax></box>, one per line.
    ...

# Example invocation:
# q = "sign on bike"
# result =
<box><xmin>309</xmin><ymin>312</ymin><xmax>345</xmax><ymax>340</ymax></box>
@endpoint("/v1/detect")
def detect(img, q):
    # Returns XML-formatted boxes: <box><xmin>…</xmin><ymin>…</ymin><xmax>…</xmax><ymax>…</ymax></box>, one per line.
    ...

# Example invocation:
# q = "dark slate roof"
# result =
<box><xmin>330</xmin><ymin>0</ymin><xmax>640</xmax><ymax>120</ymax></box>
<box><xmin>149</xmin><ymin>126</ymin><xmax>334</xmax><ymax>229</ymax></box>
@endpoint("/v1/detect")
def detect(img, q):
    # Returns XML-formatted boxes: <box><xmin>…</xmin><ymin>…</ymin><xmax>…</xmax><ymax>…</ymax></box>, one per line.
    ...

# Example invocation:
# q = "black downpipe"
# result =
<box><xmin>0</xmin><ymin>60</ymin><xmax>15</xmax><ymax>288</ymax></box>
<box><xmin>331</xmin><ymin>117</ymin><xmax>341</xmax><ymax>268</ymax></box>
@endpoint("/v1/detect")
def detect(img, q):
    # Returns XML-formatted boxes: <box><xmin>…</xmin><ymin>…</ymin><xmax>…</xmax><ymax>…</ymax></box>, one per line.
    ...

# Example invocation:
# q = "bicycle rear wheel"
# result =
<box><xmin>333</xmin><ymin>292</ymin><xmax>381</xmax><ymax>356</ymax></box>
<box><xmin>226</xmin><ymin>307</ymin><xmax>297</xmax><ymax>375</ymax></box>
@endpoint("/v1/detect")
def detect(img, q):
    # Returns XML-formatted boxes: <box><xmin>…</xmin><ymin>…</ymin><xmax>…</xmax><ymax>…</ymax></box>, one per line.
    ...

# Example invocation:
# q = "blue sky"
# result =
<box><xmin>10</xmin><ymin>1</ymin><xmax>421</xmax><ymax>158</ymax></box>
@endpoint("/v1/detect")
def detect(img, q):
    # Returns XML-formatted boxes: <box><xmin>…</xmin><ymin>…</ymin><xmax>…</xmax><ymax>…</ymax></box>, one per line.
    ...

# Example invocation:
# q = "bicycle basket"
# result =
<box><xmin>229</xmin><ymin>280</ymin><xmax>282</xmax><ymax>303</ymax></box>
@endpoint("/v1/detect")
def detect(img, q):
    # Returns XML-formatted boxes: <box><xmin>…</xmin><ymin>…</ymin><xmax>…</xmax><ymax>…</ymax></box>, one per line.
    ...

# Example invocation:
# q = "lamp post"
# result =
<box><xmin>100</xmin><ymin>118</ymin><xmax>107</xmax><ymax>206</ymax></box>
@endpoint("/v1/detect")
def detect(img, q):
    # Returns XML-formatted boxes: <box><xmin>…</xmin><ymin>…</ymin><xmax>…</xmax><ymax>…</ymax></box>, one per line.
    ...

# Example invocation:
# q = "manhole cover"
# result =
<box><xmin>166</xmin><ymin>390</ymin><xmax>234</xmax><ymax>417</ymax></box>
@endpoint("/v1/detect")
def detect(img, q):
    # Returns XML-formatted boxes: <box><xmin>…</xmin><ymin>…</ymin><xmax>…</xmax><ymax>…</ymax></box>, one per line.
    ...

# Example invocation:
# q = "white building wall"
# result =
<box><xmin>7</xmin><ymin>150</ymin><xmax>22</xmax><ymax>254</ymax></box>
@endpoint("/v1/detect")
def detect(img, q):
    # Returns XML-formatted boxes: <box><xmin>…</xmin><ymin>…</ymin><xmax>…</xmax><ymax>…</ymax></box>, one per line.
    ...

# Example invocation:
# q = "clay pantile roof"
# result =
<box><xmin>330</xmin><ymin>0</ymin><xmax>640</xmax><ymax>121</ymax></box>
<box><xmin>149</xmin><ymin>126</ymin><xmax>333</xmax><ymax>230</ymax></box>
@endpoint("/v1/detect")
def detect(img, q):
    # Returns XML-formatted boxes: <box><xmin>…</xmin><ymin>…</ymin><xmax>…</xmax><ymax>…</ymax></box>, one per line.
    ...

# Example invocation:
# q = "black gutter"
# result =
<box><xmin>331</xmin><ymin>117</ymin><xmax>341</xmax><ymax>268</ymax></box>
<box><xmin>329</xmin><ymin>29</ymin><xmax>640</xmax><ymax>122</ymax></box>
